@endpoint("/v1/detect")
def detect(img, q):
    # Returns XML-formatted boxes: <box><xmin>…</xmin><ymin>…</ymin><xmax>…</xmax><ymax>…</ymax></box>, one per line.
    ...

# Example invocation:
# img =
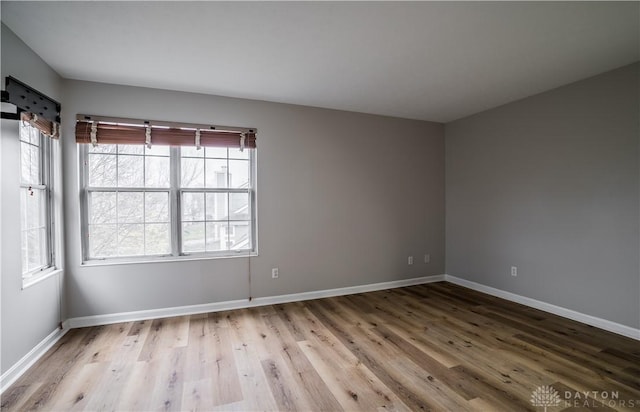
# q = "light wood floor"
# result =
<box><xmin>2</xmin><ymin>282</ymin><xmax>639</xmax><ymax>411</ymax></box>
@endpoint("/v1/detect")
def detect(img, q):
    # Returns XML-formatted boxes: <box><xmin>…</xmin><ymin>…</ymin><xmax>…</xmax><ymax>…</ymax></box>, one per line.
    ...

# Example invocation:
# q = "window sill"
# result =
<box><xmin>22</xmin><ymin>267</ymin><xmax>62</xmax><ymax>290</ymax></box>
<box><xmin>81</xmin><ymin>252</ymin><xmax>259</xmax><ymax>267</ymax></box>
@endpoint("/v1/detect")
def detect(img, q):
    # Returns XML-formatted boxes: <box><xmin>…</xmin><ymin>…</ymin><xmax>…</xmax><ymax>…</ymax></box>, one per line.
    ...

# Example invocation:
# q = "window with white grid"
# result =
<box><xmin>81</xmin><ymin>144</ymin><xmax>255</xmax><ymax>261</ymax></box>
<box><xmin>19</xmin><ymin>121</ymin><xmax>53</xmax><ymax>277</ymax></box>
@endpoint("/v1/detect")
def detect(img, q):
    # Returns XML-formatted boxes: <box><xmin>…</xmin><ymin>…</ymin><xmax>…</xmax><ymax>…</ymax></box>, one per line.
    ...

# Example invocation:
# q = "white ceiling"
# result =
<box><xmin>2</xmin><ymin>2</ymin><xmax>638</xmax><ymax>123</ymax></box>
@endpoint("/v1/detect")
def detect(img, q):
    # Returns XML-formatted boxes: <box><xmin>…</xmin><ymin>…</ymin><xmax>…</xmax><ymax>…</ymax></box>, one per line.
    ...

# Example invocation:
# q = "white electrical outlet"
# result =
<box><xmin>272</xmin><ymin>268</ymin><xmax>279</xmax><ymax>279</ymax></box>
<box><xmin>424</xmin><ymin>254</ymin><xmax>430</xmax><ymax>263</ymax></box>
<box><xmin>511</xmin><ymin>266</ymin><xmax>517</xmax><ymax>277</ymax></box>
<box><xmin>408</xmin><ymin>256</ymin><xmax>413</xmax><ymax>265</ymax></box>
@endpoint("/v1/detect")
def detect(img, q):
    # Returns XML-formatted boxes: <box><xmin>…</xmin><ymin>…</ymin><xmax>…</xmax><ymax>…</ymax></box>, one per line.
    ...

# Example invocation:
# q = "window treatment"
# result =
<box><xmin>21</xmin><ymin>112</ymin><xmax>61</xmax><ymax>139</ymax></box>
<box><xmin>4</xmin><ymin>77</ymin><xmax>61</xmax><ymax>139</ymax></box>
<box><xmin>75</xmin><ymin>115</ymin><xmax>256</xmax><ymax>149</ymax></box>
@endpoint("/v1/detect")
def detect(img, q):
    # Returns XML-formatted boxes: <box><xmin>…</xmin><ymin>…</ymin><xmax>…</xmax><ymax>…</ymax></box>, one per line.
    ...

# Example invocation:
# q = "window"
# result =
<box><xmin>181</xmin><ymin>146</ymin><xmax>253</xmax><ymax>253</ymax></box>
<box><xmin>81</xmin><ymin>142</ymin><xmax>256</xmax><ymax>261</ymax></box>
<box><xmin>85</xmin><ymin>144</ymin><xmax>171</xmax><ymax>258</ymax></box>
<box><xmin>19</xmin><ymin>121</ymin><xmax>54</xmax><ymax>278</ymax></box>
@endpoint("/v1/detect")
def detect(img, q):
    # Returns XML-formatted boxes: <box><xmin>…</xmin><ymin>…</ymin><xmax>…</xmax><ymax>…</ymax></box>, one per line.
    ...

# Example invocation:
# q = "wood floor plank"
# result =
<box><xmin>181</xmin><ymin>378</ymin><xmax>215</xmax><ymax>412</ymax></box>
<box><xmin>280</xmin><ymin>302</ymin><xmax>411</xmax><ymax>411</ymax></box>
<box><xmin>206</xmin><ymin>312</ymin><xmax>246</xmax><ymax>406</ymax></box>
<box><xmin>116</xmin><ymin>359</ymin><xmax>156</xmax><ymax>411</ymax></box>
<box><xmin>305</xmin><ymin>299</ymin><xmax>437</xmax><ymax>411</ymax></box>
<box><xmin>260</xmin><ymin>312</ymin><xmax>343</xmax><ymax>411</ymax></box>
<box><xmin>0</xmin><ymin>382</ymin><xmax>43</xmax><ymax>412</ymax></box>
<box><xmin>148</xmin><ymin>346</ymin><xmax>186</xmax><ymax>411</ymax></box>
<box><xmin>3</xmin><ymin>327</ymin><xmax>101</xmax><ymax>411</ymax></box>
<box><xmin>86</xmin><ymin>322</ymin><xmax>133</xmax><ymax>364</ymax></box>
<box><xmin>181</xmin><ymin>312</ymin><xmax>241</xmax><ymax>411</ymax></box>
<box><xmin>513</xmin><ymin>333</ymin><xmax>640</xmax><ymax>396</ymax></box>
<box><xmin>84</xmin><ymin>329</ymin><xmax>151</xmax><ymax>411</ymax></box>
<box><xmin>225</xmin><ymin>310</ymin><xmax>280</xmax><ymax>411</ymax></box>
<box><xmin>261</xmin><ymin>357</ymin><xmax>315</xmax><ymax>411</ymax></box>
<box><xmin>49</xmin><ymin>362</ymin><xmax>108</xmax><ymax>412</ymax></box>
<box><xmin>3</xmin><ymin>281</ymin><xmax>639</xmax><ymax>411</ymax></box>
<box><xmin>298</xmin><ymin>338</ymin><xmax>411</xmax><ymax>412</ymax></box>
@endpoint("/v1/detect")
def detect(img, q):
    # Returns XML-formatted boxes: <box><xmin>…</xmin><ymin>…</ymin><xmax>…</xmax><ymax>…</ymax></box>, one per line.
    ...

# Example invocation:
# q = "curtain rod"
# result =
<box><xmin>76</xmin><ymin>114</ymin><xmax>256</xmax><ymax>134</ymax></box>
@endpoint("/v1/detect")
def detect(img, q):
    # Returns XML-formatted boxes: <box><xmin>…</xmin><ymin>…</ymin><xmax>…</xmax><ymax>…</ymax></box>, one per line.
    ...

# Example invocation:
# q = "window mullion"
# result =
<box><xmin>171</xmin><ymin>147</ymin><xmax>181</xmax><ymax>257</ymax></box>
<box><xmin>39</xmin><ymin>134</ymin><xmax>49</xmax><ymax>269</ymax></box>
<box><xmin>226</xmin><ymin>154</ymin><xmax>230</xmax><ymax>251</ymax></box>
<box><xmin>43</xmin><ymin>137</ymin><xmax>54</xmax><ymax>267</ymax></box>
<box><xmin>20</xmin><ymin>183</ymin><xmax>46</xmax><ymax>190</ymax></box>
<box><xmin>180</xmin><ymin>188</ymin><xmax>248</xmax><ymax>194</ymax></box>
<box><xmin>142</xmin><ymin>187</ymin><xmax>146</xmax><ymax>255</ymax></box>
<box><xmin>203</xmin><ymin>189</ymin><xmax>208</xmax><ymax>253</ymax></box>
<box><xmin>85</xmin><ymin>186</ymin><xmax>165</xmax><ymax>192</ymax></box>
<box><xmin>80</xmin><ymin>145</ymin><xmax>89</xmax><ymax>261</ymax></box>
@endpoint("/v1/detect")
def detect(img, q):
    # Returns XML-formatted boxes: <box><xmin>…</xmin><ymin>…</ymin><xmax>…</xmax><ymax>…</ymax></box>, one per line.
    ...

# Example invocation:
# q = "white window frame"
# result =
<box><xmin>79</xmin><ymin>145</ymin><xmax>257</xmax><ymax>263</ymax></box>
<box><xmin>19</xmin><ymin>122</ymin><xmax>56</xmax><ymax>283</ymax></box>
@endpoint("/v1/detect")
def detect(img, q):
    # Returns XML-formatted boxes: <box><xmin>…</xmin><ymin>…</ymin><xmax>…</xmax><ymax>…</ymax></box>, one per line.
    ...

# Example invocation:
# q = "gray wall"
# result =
<box><xmin>446</xmin><ymin>63</ymin><xmax>640</xmax><ymax>328</ymax></box>
<box><xmin>62</xmin><ymin>81</ymin><xmax>445</xmax><ymax>318</ymax></box>
<box><xmin>1</xmin><ymin>24</ymin><xmax>64</xmax><ymax>374</ymax></box>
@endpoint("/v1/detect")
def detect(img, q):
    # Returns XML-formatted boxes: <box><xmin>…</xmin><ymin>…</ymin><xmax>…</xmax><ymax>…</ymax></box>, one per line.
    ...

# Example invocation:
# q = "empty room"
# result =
<box><xmin>1</xmin><ymin>1</ymin><xmax>638</xmax><ymax>411</ymax></box>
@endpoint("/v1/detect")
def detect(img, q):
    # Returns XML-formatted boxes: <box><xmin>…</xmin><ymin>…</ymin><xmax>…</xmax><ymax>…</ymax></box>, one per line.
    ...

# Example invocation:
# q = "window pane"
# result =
<box><xmin>145</xmin><ymin>156</ymin><xmax>170</xmax><ymax>188</ymax></box>
<box><xmin>21</xmin><ymin>142</ymin><xmax>31</xmax><ymax>182</ymax></box>
<box><xmin>89</xmin><ymin>144</ymin><xmax>117</xmax><ymax>154</ymax></box>
<box><xmin>21</xmin><ymin>142</ymin><xmax>40</xmax><ymax>184</ymax></box>
<box><xmin>205</xmin><ymin>147</ymin><xmax>227</xmax><ymax>158</ymax></box>
<box><xmin>118</xmin><ymin>192</ymin><xmax>144</xmax><ymax>223</ymax></box>
<box><xmin>145</xmin><ymin>145</ymin><xmax>170</xmax><ymax>157</ymax></box>
<box><xmin>229</xmin><ymin>192</ymin><xmax>250</xmax><ymax>220</ymax></box>
<box><xmin>25</xmin><ymin>228</ymin><xmax>44</xmax><ymax>271</ymax></box>
<box><xmin>228</xmin><ymin>160</ymin><xmax>249</xmax><ymax>189</ymax></box>
<box><xmin>145</xmin><ymin>192</ymin><xmax>170</xmax><ymax>223</ymax></box>
<box><xmin>21</xmin><ymin>233</ymin><xmax>28</xmax><ymax>272</ymax></box>
<box><xmin>89</xmin><ymin>192</ymin><xmax>117</xmax><ymax>224</ymax></box>
<box><xmin>118</xmin><ymin>224</ymin><xmax>144</xmax><ymax>256</ymax></box>
<box><xmin>21</xmin><ymin>188</ymin><xmax>44</xmax><ymax>229</ymax></box>
<box><xmin>182</xmin><ymin>192</ymin><xmax>205</xmax><ymax>221</ymax></box>
<box><xmin>205</xmin><ymin>193</ymin><xmax>228</xmax><ymax>220</ymax></box>
<box><xmin>181</xmin><ymin>146</ymin><xmax>204</xmax><ymax>158</ymax></box>
<box><xmin>118</xmin><ymin>144</ymin><xmax>144</xmax><ymax>155</ymax></box>
<box><xmin>118</xmin><ymin>155</ymin><xmax>144</xmax><ymax>187</ymax></box>
<box><xmin>228</xmin><ymin>147</ymin><xmax>249</xmax><ymax>159</ymax></box>
<box><xmin>24</xmin><ymin>229</ymin><xmax>36</xmax><ymax>271</ymax></box>
<box><xmin>88</xmin><ymin>154</ymin><xmax>117</xmax><ymax>187</ymax></box>
<box><xmin>30</xmin><ymin>142</ymin><xmax>41</xmax><ymax>183</ymax></box>
<box><xmin>181</xmin><ymin>158</ymin><xmax>204</xmax><ymax>188</ymax></box>
<box><xmin>20</xmin><ymin>189</ymin><xmax>27</xmax><ymax>229</ymax></box>
<box><xmin>145</xmin><ymin>223</ymin><xmax>170</xmax><ymax>255</ymax></box>
<box><xmin>39</xmin><ymin>227</ymin><xmax>48</xmax><ymax>266</ymax></box>
<box><xmin>206</xmin><ymin>222</ymin><xmax>228</xmax><ymax>251</ymax></box>
<box><xmin>37</xmin><ymin>190</ymin><xmax>47</xmax><ymax>227</ymax></box>
<box><xmin>89</xmin><ymin>224</ymin><xmax>117</xmax><ymax>257</ymax></box>
<box><xmin>30</xmin><ymin>126</ymin><xmax>40</xmax><ymax>145</ymax></box>
<box><xmin>230</xmin><ymin>221</ymin><xmax>252</xmax><ymax>250</ymax></box>
<box><xmin>19</xmin><ymin>121</ymin><xmax>32</xmax><ymax>143</ymax></box>
<box><xmin>19</xmin><ymin>122</ymin><xmax>40</xmax><ymax>145</ymax></box>
<box><xmin>182</xmin><ymin>222</ymin><xmax>205</xmax><ymax>253</ymax></box>
<box><xmin>205</xmin><ymin>159</ymin><xmax>228</xmax><ymax>188</ymax></box>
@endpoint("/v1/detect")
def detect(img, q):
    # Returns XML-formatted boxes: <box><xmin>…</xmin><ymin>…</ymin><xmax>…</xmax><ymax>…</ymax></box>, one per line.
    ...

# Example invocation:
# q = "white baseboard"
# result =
<box><xmin>445</xmin><ymin>275</ymin><xmax>640</xmax><ymax>341</ymax></box>
<box><xmin>4</xmin><ymin>272</ymin><xmax>636</xmax><ymax>397</ymax></box>
<box><xmin>66</xmin><ymin>274</ymin><xmax>446</xmax><ymax>329</ymax></box>
<box><xmin>0</xmin><ymin>326</ymin><xmax>68</xmax><ymax>394</ymax></box>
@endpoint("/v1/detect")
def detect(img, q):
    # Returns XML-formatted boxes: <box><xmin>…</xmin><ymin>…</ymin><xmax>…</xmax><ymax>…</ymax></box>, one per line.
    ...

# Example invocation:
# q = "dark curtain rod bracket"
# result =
<box><xmin>1</xmin><ymin>76</ymin><xmax>61</xmax><ymax>123</ymax></box>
